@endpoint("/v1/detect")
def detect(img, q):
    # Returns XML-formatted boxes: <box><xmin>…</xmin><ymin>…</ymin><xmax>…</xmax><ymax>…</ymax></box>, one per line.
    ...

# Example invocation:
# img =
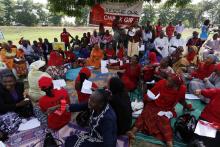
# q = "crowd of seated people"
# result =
<box><xmin>0</xmin><ymin>18</ymin><xmax>220</xmax><ymax>147</ymax></box>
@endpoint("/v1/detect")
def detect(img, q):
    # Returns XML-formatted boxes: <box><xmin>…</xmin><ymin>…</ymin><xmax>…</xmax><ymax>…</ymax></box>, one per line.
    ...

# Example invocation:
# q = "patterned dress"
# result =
<box><xmin>65</xmin><ymin>104</ymin><xmax>117</xmax><ymax>147</ymax></box>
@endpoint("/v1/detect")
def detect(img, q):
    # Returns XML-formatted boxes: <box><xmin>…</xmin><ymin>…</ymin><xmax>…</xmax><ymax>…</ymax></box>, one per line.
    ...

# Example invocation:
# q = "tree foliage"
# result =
<box><xmin>48</xmin><ymin>0</ymin><xmax>192</xmax><ymax>17</ymax></box>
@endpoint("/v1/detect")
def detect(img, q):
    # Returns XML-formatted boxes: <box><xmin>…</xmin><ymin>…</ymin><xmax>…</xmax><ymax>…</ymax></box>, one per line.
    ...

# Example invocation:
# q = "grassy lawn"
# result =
<box><xmin>0</xmin><ymin>26</ymin><xmax>199</xmax><ymax>45</ymax></box>
<box><xmin>0</xmin><ymin>26</ymin><xmax>96</xmax><ymax>45</ymax></box>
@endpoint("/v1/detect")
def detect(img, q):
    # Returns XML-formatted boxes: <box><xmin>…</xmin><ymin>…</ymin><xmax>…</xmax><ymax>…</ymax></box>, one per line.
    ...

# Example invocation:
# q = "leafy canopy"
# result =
<box><xmin>48</xmin><ymin>0</ymin><xmax>192</xmax><ymax>17</ymax></box>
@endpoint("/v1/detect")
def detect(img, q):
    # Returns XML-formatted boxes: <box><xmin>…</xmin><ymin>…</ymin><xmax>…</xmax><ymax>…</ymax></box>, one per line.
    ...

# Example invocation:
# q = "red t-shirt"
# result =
<box><xmin>155</xmin><ymin>25</ymin><xmax>163</xmax><ymax>37</ymax></box>
<box><xmin>61</xmin><ymin>32</ymin><xmax>70</xmax><ymax>44</ymax></box>
<box><xmin>75</xmin><ymin>76</ymin><xmax>98</xmax><ymax>103</ymax></box>
<box><xmin>64</xmin><ymin>51</ymin><xmax>76</xmax><ymax>63</ymax></box>
<box><xmin>150</xmin><ymin>80</ymin><xmax>186</xmax><ymax>116</ymax></box>
<box><xmin>191</xmin><ymin>63</ymin><xmax>215</xmax><ymax>80</ymax></box>
<box><xmin>105</xmin><ymin>48</ymin><xmax>116</xmax><ymax>59</ymax></box>
<box><xmin>166</xmin><ymin>25</ymin><xmax>175</xmax><ymax>38</ymax></box>
<box><xmin>117</xmin><ymin>48</ymin><xmax>124</xmax><ymax>59</ymax></box>
<box><xmin>201</xmin><ymin>89</ymin><xmax>220</xmax><ymax>124</ymax></box>
<box><xmin>39</xmin><ymin>89</ymin><xmax>71</xmax><ymax>130</ymax></box>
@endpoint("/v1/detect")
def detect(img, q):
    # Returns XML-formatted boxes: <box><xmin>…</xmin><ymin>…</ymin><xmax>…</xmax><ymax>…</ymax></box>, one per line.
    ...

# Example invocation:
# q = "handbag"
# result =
<box><xmin>17</xmin><ymin>101</ymin><xmax>34</xmax><ymax>118</ymax></box>
<box><xmin>174</xmin><ymin>113</ymin><xmax>197</xmax><ymax>143</ymax></box>
<box><xmin>76</xmin><ymin>109</ymin><xmax>91</xmax><ymax>127</ymax></box>
<box><xmin>32</xmin><ymin>132</ymin><xmax>63</xmax><ymax>147</ymax></box>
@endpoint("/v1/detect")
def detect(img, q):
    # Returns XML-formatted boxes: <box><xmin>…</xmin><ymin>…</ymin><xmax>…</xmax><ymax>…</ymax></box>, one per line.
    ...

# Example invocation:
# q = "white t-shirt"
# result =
<box><xmin>19</xmin><ymin>45</ymin><xmax>34</xmax><ymax>55</ymax></box>
<box><xmin>176</xmin><ymin>24</ymin><xmax>184</xmax><ymax>34</ymax></box>
<box><xmin>154</xmin><ymin>37</ymin><xmax>169</xmax><ymax>58</ymax></box>
<box><xmin>142</xmin><ymin>31</ymin><xmax>152</xmax><ymax>42</ymax></box>
<box><xmin>169</xmin><ymin>37</ymin><xmax>186</xmax><ymax>54</ymax></box>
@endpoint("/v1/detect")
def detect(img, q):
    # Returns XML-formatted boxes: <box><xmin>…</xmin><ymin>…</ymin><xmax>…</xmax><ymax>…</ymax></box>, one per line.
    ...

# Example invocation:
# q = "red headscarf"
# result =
<box><xmin>216</xmin><ymin>64</ymin><xmax>220</xmax><ymax>72</ymax></box>
<box><xmin>79</xmin><ymin>67</ymin><xmax>91</xmax><ymax>78</ymax></box>
<box><xmin>48</xmin><ymin>51</ymin><xmax>64</xmax><ymax>66</ymax></box>
<box><xmin>148</xmin><ymin>52</ymin><xmax>158</xmax><ymax>64</ymax></box>
<box><xmin>38</xmin><ymin>76</ymin><xmax>53</xmax><ymax>89</ymax></box>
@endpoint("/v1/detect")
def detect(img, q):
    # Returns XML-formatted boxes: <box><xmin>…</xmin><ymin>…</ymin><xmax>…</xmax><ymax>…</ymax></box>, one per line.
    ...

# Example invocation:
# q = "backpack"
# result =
<box><xmin>174</xmin><ymin>114</ymin><xmax>197</xmax><ymax>143</ymax></box>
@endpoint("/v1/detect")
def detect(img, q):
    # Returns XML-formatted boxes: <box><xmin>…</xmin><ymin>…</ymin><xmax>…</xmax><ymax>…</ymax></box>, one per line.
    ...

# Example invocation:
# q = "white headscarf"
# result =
<box><xmin>29</xmin><ymin>60</ymin><xmax>46</xmax><ymax>71</ymax></box>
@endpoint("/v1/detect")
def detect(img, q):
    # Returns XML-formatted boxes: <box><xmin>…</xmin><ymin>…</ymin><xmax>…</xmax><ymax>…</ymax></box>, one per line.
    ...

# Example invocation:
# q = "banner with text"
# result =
<box><xmin>89</xmin><ymin>2</ymin><xmax>143</xmax><ymax>27</ymax></box>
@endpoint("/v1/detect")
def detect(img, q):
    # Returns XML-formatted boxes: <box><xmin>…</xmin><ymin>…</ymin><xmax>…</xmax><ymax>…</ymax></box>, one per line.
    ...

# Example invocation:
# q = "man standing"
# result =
<box><xmin>127</xmin><ymin>20</ymin><xmax>142</xmax><ymax>57</ymax></box>
<box><xmin>176</xmin><ymin>21</ymin><xmax>184</xmax><ymax>34</ymax></box>
<box><xmin>112</xmin><ymin>16</ymin><xmax>122</xmax><ymax>50</ymax></box>
<box><xmin>60</xmin><ymin>28</ymin><xmax>73</xmax><ymax>51</ymax></box>
<box><xmin>169</xmin><ymin>33</ymin><xmax>185</xmax><ymax>55</ymax></box>
<box><xmin>154</xmin><ymin>31</ymin><xmax>169</xmax><ymax>58</ymax></box>
<box><xmin>166</xmin><ymin>22</ymin><xmax>175</xmax><ymax>40</ymax></box>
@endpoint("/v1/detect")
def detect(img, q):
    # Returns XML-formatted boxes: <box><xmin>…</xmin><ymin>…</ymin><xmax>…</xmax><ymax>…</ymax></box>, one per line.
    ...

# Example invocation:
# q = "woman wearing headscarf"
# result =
<box><xmin>38</xmin><ymin>76</ymin><xmax>71</xmax><ymax>130</ymax></box>
<box><xmin>28</xmin><ymin>60</ymin><xmax>51</xmax><ymax>103</ymax></box>
<box><xmin>127</xmin><ymin>74</ymin><xmax>192</xmax><ymax>147</ymax></box>
<box><xmin>46</xmin><ymin>50</ymin><xmax>68</xmax><ymax>79</ymax></box>
<box><xmin>108</xmin><ymin>77</ymin><xmax>132</xmax><ymax>135</ymax></box>
<box><xmin>65</xmin><ymin>89</ymin><xmax>117</xmax><ymax>147</ymax></box>
<box><xmin>86</xmin><ymin>43</ymin><xmax>104</xmax><ymax>68</ymax></box>
<box><xmin>142</xmin><ymin>52</ymin><xmax>159</xmax><ymax>82</ymax></box>
<box><xmin>172</xmin><ymin>46</ymin><xmax>198</xmax><ymax>74</ymax></box>
<box><xmin>109</xmin><ymin>55</ymin><xmax>141</xmax><ymax>91</ymax></box>
<box><xmin>190</xmin><ymin>63</ymin><xmax>220</xmax><ymax>103</ymax></box>
<box><xmin>194</xmin><ymin>88</ymin><xmax>220</xmax><ymax>146</ymax></box>
<box><xmin>75</xmin><ymin>67</ymin><xmax>98</xmax><ymax>103</ymax></box>
<box><xmin>189</xmin><ymin>54</ymin><xmax>217</xmax><ymax>94</ymax></box>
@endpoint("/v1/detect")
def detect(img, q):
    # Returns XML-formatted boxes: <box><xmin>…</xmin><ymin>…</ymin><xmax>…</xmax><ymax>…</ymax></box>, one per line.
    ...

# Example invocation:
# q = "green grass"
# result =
<box><xmin>0</xmin><ymin>26</ymin><xmax>199</xmax><ymax>45</ymax></box>
<box><xmin>0</xmin><ymin>26</ymin><xmax>96</xmax><ymax>45</ymax></box>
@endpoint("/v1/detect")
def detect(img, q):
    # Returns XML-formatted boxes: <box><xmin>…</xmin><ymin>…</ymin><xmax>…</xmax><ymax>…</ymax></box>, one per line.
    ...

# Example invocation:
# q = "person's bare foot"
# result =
<box><xmin>127</xmin><ymin>131</ymin><xmax>135</xmax><ymax>140</ymax></box>
<box><xmin>166</xmin><ymin>141</ymin><xmax>173</xmax><ymax>147</ymax></box>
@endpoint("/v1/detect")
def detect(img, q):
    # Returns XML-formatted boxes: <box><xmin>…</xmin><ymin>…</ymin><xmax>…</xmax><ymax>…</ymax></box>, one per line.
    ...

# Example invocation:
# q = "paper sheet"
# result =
<box><xmin>101</xmin><ymin>60</ymin><xmax>108</xmax><ymax>67</ymax></box>
<box><xmin>146</xmin><ymin>80</ymin><xmax>155</xmax><ymax>84</ymax></box>
<box><xmin>81</xmin><ymin>80</ymin><xmax>93</xmax><ymax>94</ymax></box>
<box><xmin>138</xmin><ymin>45</ymin><xmax>145</xmax><ymax>51</ymax></box>
<box><xmin>53</xmin><ymin>79</ymin><xmax>66</xmax><ymax>90</ymax></box>
<box><xmin>185</xmin><ymin>94</ymin><xmax>200</xmax><ymax>100</ymax></box>
<box><xmin>119</xmin><ymin>60</ymin><xmax>123</xmax><ymax>66</ymax></box>
<box><xmin>194</xmin><ymin>120</ymin><xmax>217</xmax><ymax>138</ymax></box>
<box><xmin>147</xmin><ymin>90</ymin><xmax>160</xmax><ymax>100</ymax></box>
<box><xmin>18</xmin><ymin>118</ymin><xmax>41</xmax><ymax>131</ymax></box>
<box><xmin>101</xmin><ymin>67</ymin><xmax>109</xmax><ymax>74</ymax></box>
<box><xmin>109</xmin><ymin>59</ymin><xmax>118</xmax><ymax>64</ymax></box>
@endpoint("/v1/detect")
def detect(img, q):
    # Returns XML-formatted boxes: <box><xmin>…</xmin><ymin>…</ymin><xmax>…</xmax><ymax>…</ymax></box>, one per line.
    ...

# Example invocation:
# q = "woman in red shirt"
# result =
<box><xmin>75</xmin><ymin>67</ymin><xmax>98</xmax><ymax>103</ymax></box>
<box><xmin>105</xmin><ymin>44</ymin><xmax>116</xmax><ymax>59</ymax></box>
<box><xmin>128</xmin><ymin>74</ymin><xmax>191</xmax><ymax>147</ymax></box>
<box><xmin>194</xmin><ymin>88</ymin><xmax>220</xmax><ymax>146</ymax></box>
<box><xmin>38</xmin><ymin>76</ymin><xmax>71</xmax><ymax>130</ymax></box>
<box><xmin>109</xmin><ymin>55</ymin><xmax>141</xmax><ymax>91</ymax></box>
<box><xmin>189</xmin><ymin>54</ymin><xmax>217</xmax><ymax>94</ymax></box>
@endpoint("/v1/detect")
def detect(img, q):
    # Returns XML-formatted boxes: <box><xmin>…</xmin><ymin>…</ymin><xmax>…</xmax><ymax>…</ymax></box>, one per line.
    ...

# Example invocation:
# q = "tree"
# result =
<box><xmin>140</xmin><ymin>3</ymin><xmax>156</xmax><ymax>25</ymax></box>
<box><xmin>75</xmin><ymin>7</ymin><xmax>89</xmax><ymax>26</ymax></box>
<box><xmin>157</xmin><ymin>5</ymin><xmax>177</xmax><ymax>26</ymax></box>
<box><xmin>48</xmin><ymin>0</ymin><xmax>192</xmax><ymax>17</ymax></box>
<box><xmin>48</xmin><ymin>13</ymin><xmax>62</xmax><ymax>26</ymax></box>
<box><xmin>2</xmin><ymin>0</ymin><xmax>15</xmax><ymax>25</ymax></box>
<box><xmin>14</xmin><ymin>0</ymin><xmax>38</xmax><ymax>26</ymax></box>
<box><xmin>0</xmin><ymin>0</ymin><xmax>5</xmax><ymax>25</ymax></box>
<box><xmin>33</xmin><ymin>3</ymin><xmax>48</xmax><ymax>23</ymax></box>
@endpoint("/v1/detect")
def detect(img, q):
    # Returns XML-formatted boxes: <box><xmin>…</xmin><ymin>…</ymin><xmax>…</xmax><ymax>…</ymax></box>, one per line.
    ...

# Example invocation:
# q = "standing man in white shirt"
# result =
<box><xmin>154</xmin><ymin>31</ymin><xmax>169</xmax><ymax>58</ymax></box>
<box><xmin>176</xmin><ymin>21</ymin><xmax>184</xmax><ymax>34</ymax></box>
<box><xmin>169</xmin><ymin>33</ymin><xmax>186</xmax><ymax>55</ymax></box>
